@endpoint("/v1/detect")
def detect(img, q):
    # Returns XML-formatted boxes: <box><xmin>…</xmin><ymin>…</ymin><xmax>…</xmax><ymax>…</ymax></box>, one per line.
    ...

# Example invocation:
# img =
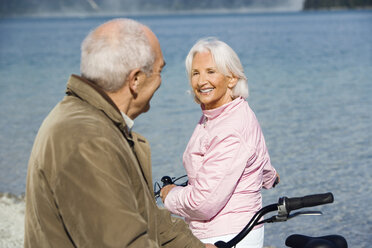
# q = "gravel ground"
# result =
<box><xmin>0</xmin><ymin>194</ymin><xmax>24</xmax><ymax>248</ymax></box>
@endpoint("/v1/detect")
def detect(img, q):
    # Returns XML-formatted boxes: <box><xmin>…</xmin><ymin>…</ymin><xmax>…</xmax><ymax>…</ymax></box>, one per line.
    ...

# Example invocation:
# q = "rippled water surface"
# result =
<box><xmin>0</xmin><ymin>10</ymin><xmax>371</xmax><ymax>247</ymax></box>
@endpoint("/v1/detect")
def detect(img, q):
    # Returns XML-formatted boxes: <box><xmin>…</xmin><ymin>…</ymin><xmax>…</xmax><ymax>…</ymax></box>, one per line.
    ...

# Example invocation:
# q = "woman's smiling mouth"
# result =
<box><xmin>199</xmin><ymin>88</ymin><xmax>214</xmax><ymax>93</ymax></box>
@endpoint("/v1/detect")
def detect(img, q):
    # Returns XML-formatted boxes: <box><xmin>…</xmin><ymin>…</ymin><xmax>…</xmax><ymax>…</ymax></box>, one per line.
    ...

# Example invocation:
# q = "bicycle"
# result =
<box><xmin>154</xmin><ymin>175</ymin><xmax>348</xmax><ymax>248</ymax></box>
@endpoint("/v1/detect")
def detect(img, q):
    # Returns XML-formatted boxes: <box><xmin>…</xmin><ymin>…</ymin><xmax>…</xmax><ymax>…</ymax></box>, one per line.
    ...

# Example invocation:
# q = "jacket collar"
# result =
<box><xmin>202</xmin><ymin>96</ymin><xmax>244</xmax><ymax>120</ymax></box>
<box><xmin>66</xmin><ymin>74</ymin><xmax>133</xmax><ymax>141</ymax></box>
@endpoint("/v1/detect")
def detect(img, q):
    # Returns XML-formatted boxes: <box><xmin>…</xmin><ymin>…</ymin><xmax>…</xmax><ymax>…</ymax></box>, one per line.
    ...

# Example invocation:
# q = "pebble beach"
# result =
<box><xmin>0</xmin><ymin>194</ymin><xmax>24</xmax><ymax>248</ymax></box>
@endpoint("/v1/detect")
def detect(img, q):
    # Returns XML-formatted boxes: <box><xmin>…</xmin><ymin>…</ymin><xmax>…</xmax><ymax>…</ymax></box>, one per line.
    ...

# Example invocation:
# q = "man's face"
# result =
<box><xmin>136</xmin><ymin>37</ymin><xmax>165</xmax><ymax>115</ymax></box>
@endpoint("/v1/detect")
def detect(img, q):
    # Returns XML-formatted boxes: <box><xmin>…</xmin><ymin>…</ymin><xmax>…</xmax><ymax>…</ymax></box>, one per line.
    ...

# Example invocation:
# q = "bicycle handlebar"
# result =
<box><xmin>215</xmin><ymin>192</ymin><xmax>334</xmax><ymax>248</ymax></box>
<box><xmin>283</xmin><ymin>192</ymin><xmax>334</xmax><ymax>212</ymax></box>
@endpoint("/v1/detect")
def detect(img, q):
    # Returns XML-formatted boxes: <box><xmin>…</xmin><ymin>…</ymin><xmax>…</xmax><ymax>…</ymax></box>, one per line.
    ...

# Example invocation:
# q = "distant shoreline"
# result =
<box><xmin>1</xmin><ymin>8</ymin><xmax>302</xmax><ymax>18</ymax></box>
<box><xmin>0</xmin><ymin>0</ymin><xmax>303</xmax><ymax>18</ymax></box>
<box><xmin>303</xmin><ymin>0</ymin><xmax>372</xmax><ymax>10</ymax></box>
<box><xmin>2</xmin><ymin>8</ymin><xmax>372</xmax><ymax>19</ymax></box>
<box><xmin>303</xmin><ymin>6</ymin><xmax>372</xmax><ymax>11</ymax></box>
<box><xmin>2</xmin><ymin>0</ymin><xmax>372</xmax><ymax>18</ymax></box>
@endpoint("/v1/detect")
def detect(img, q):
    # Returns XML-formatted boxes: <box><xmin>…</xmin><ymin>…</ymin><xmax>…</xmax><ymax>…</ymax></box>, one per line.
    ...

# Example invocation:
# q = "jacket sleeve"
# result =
<box><xmin>261</xmin><ymin>153</ymin><xmax>277</xmax><ymax>189</ymax></box>
<box><xmin>156</xmin><ymin>207</ymin><xmax>204</xmax><ymax>248</ymax></box>
<box><xmin>164</xmin><ymin>130</ymin><xmax>254</xmax><ymax>220</ymax></box>
<box><xmin>52</xmin><ymin>137</ymin><xmax>159</xmax><ymax>248</ymax></box>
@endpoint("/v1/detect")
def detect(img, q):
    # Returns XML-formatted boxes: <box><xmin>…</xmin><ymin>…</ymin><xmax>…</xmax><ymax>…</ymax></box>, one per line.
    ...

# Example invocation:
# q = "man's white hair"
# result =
<box><xmin>185</xmin><ymin>37</ymin><xmax>249</xmax><ymax>100</ymax></box>
<box><xmin>80</xmin><ymin>18</ymin><xmax>155</xmax><ymax>92</ymax></box>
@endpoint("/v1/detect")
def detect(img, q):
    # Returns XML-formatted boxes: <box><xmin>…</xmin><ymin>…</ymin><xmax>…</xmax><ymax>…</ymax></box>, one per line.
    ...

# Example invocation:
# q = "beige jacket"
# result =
<box><xmin>24</xmin><ymin>75</ymin><xmax>204</xmax><ymax>248</ymax></box>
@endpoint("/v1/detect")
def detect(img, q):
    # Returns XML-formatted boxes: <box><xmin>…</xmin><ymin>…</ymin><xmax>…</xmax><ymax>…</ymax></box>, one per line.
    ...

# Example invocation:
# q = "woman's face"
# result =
<box><xmin>191</xmin><ymin>51</ymin><xmax>236</xmax><ymax>110</ymax></box>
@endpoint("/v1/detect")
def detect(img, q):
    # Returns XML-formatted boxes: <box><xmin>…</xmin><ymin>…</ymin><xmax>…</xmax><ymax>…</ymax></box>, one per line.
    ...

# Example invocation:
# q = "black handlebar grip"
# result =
<box><xmin>285</xmin><ymin>192</ymin><xmax>334</xmax><ymax>212</ymax></box>
<box><xmin>161</xmin><ymin>176</ymin><xmax>173</xmax><ymax>186</ymax></box>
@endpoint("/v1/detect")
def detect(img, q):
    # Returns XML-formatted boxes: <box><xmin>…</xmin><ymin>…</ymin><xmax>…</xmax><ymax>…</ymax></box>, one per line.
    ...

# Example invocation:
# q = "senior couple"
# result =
<box><xmin>25</xmin><ymin>18</ymin><xmax>279</xmax><ymax>248</ymax></box>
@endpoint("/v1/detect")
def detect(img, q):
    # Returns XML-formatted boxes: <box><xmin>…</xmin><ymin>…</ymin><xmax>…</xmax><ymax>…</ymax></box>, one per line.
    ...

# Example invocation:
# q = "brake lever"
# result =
<box><xmin>287</xmin><ymin>210</ymin><xmax>323</xmax><ymax>220</ymax></box>
<box><xmin>263</xmin><ymin>210</ymin><xmax>323</xmax><ymax>223</ymax></box>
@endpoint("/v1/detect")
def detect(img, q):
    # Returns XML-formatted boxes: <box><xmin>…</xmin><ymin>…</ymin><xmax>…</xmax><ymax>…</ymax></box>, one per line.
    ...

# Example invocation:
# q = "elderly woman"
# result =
<box><xmin>161</xmin><ymin>38</ymin><xmax>279</xmax><ymax>247</ymax></box>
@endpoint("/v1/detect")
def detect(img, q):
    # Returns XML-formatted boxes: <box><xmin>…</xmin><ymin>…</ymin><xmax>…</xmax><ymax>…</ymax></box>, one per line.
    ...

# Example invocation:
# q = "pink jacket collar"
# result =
<box><xmin>202</xmin><ymin>97</ymin><xmax>244</xmax><ymax>120</ymax></box>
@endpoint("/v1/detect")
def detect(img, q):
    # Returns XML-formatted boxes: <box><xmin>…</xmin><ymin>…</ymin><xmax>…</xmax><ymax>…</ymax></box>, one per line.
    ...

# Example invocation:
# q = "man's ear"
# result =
<box><xmin>128</xmin><ymin>68</ymin><xmax>142</xmax><ymax>97</ymax></box>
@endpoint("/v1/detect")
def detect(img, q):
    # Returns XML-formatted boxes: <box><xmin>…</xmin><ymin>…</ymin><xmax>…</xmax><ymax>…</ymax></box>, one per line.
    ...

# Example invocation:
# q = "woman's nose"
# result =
<box><xmin>198</xmin><ymin>73</ymin><xmax>207</xmax><ymax>86</ymax></box>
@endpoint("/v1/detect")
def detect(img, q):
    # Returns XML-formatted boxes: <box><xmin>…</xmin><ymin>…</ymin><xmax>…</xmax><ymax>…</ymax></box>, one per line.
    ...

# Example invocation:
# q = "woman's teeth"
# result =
<box><xmin>200</xmin><ymin>88</ymin><xmax>213</xmax><ymax>93</ymax></box>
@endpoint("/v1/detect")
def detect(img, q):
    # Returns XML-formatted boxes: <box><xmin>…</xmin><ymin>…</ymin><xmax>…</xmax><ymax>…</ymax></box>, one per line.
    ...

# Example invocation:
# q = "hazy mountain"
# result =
<box><xmin>0</xmin><ymin>0</ymin><xmax>304</xmax><ymax>17</ymax></box>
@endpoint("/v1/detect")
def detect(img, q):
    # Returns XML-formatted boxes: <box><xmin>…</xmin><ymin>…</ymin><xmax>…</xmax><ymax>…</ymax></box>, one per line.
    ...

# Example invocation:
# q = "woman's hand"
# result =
<box><xmin>205</xmin><ymin>244</ymin><xmax>217</xmax><ymax>248</ymax></box>
<box><xmin>273</xmin><ymin>172</ymin><xmax>280</xmax><ymax>187</ymax></box>
<box><xmin>160</xmin><ymin>184</ymin><xmax>176</xmax><ymax>202</ymax></box>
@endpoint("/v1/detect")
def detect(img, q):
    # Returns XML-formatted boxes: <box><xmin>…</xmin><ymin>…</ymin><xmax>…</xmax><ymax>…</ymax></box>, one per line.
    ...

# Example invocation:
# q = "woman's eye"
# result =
<box><xmin>208</xmin><ymin>70</ymin><xmax>215</xmax><ymax>74</ymax></box>
<box><xmin>192</xmin><ymin>72</ymin><xmax>199</xmax><ymax>76</ymax></box>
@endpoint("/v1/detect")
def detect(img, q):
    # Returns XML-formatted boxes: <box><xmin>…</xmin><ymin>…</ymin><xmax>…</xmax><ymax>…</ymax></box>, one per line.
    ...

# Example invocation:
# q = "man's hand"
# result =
<box><xmin>160</xmin><ymin>184</ymin><xmax>176</xmax><ymax>202</ymax></box>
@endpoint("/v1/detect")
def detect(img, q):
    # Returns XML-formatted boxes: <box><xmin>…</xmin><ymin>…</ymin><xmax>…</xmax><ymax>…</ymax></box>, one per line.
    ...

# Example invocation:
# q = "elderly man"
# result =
<box><xmin>24</xmin><ymin>18</ymin><xmax>215</xmax><ymax>248</ymax></box>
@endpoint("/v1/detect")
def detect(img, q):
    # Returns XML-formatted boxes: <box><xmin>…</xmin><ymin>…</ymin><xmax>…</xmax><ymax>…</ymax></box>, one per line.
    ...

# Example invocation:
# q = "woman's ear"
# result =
<box><xmin>228</xmin><ymin>76</ymin><xmax>238</xmax><ymax>89</ymax></box>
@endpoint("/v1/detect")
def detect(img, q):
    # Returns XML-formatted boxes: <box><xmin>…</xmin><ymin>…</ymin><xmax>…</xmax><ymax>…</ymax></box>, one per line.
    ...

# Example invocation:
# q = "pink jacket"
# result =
<box><xmin>164</xmin><ymin>97</ymin><xmax>277</xmax><ymax>239</ymax></box>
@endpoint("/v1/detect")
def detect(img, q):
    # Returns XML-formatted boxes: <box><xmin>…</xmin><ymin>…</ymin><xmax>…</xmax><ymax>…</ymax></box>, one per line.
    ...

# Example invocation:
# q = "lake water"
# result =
<box><xmin>0</xmin><ymin>10</ymin><xmax>371</xmax><ymax>247</ymax></box>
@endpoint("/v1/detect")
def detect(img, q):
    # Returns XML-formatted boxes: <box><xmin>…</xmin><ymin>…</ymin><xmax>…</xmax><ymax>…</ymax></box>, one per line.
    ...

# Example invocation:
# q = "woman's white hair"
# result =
<box><xmin>185</xmin><ymin>37</ymin><xmax>249</xmax><ymax>100</ymax></box>
<box><xmin>80</xmin><ymin>18</ymin><xmax>155</xmax><ymax>92</ymax></box>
